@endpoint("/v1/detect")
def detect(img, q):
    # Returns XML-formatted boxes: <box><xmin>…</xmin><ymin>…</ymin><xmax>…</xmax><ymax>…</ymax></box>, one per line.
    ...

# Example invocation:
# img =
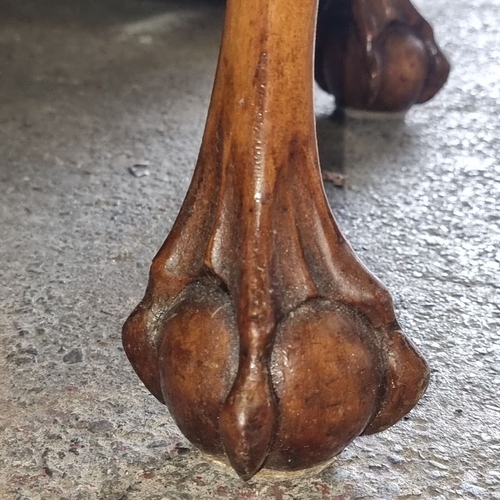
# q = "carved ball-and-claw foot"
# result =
<box><xmin>123</xmin><ymin>0</ymin><xmax>430</xmax><ymax>481</ymax></box>
<box><xmin>316</xmin><ymin>0</ymin><xmax>451</xmax><ymax>113</ymax></box>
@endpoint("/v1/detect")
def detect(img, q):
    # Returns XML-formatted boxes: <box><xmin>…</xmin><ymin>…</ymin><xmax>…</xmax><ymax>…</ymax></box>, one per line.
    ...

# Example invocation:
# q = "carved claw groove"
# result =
<box><xmin>123</xmin><ymin>0</ymin><xmax>429</xmax><ymax>480</ymax></box>
<box><xmin>316</xmin><ymin>0</ymin><xmax>451</xmax><ymax>113</ymax></box>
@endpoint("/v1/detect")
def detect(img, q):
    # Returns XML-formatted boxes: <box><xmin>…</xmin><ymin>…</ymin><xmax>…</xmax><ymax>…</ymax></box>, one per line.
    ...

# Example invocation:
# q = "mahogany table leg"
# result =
<box><xmin>122</xmin><ymin>0</ymin><xmax>429</xmax><ymax>480</ymax></box>
<box><xmin>316</xmin><ymin>0</ymin><xmax>451</xmax><ymax>113</ymax></box>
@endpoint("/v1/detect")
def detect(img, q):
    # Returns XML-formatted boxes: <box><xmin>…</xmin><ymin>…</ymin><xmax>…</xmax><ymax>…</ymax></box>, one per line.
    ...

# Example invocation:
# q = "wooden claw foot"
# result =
<box><xmin>316</xmin><ymin>0</ymin><xmax>451</xmax><ymax>113</ymax></box>
<box><xmin>123</xmin><ymin>0</ymin><xmax>429</xmax><ymax>480</ymax></box>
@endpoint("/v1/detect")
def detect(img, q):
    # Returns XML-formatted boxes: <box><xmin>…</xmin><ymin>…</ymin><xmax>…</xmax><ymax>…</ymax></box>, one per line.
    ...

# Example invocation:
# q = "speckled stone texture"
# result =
<box><xmin>0</xmin><ymin>0</ymin><xmax>499</xmax><ymax>499</ymax></box>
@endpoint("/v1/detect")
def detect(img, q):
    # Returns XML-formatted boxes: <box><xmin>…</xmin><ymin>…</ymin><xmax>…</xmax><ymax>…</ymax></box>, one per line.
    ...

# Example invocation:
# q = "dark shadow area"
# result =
<box><xmin>316</xmin><ymin>109</ymin><xmax>346</xmax><ymax>175</ymax></box>
<box><xmin>316</xmin><ymin>106</ymin><xmax>413</xmax><ymax>186</ymax></box>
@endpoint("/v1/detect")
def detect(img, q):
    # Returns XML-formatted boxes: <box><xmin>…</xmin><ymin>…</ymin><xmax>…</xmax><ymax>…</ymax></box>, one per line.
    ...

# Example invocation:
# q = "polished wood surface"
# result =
<box><xmin>123</xmin><ymin>0</ymin><xmax>430</xmax><ymax>480</ymax></box>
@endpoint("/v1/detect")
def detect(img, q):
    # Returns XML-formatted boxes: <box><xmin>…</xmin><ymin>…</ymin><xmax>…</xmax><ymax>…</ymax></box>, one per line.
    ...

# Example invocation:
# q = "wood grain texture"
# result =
<box><xmin>123</xmin><ymin>0</ymin><xmax>430</xmax><ymax>480</ymax></box>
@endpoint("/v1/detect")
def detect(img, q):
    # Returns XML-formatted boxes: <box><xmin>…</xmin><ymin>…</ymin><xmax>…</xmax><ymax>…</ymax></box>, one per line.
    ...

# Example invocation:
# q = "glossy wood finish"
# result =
<box><xmin>123</xmin><ymin>0</ymin><xmax>430</xmax><ymax>480</ymax></box>
<box><xmin>316</xmin><ymin>0</ymin><xmax>450</xmax><ymax>113</ymax></box>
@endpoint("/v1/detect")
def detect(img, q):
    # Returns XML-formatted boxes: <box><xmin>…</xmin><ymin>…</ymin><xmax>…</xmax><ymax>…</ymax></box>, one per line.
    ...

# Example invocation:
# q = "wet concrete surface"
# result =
<box><xmin>0</xmin><ymin>0</ymin><xmax>499</xmax><ymax>498</ymax></box>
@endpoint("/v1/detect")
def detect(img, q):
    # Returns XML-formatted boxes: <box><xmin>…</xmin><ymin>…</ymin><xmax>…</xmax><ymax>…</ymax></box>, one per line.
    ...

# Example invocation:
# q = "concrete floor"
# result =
<box><xmin>1</xmin><ymin>0</ymin><xmax>499</xmax><ymax>498</ymax></box>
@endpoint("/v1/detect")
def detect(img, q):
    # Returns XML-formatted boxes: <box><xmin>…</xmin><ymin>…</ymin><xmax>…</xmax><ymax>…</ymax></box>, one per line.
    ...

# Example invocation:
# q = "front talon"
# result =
<box><xmin>316</xmin><ymin>0</ymin><xmax>451</xmax><ymax>113</ymax></box>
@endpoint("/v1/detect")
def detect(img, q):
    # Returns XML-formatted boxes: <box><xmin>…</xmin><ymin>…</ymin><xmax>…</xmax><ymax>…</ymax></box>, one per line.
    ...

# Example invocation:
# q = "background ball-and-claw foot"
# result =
<box><xmin>316</xmin><ymin>0</ymin><xmax>451</xmax><ymax>113</ymax></box>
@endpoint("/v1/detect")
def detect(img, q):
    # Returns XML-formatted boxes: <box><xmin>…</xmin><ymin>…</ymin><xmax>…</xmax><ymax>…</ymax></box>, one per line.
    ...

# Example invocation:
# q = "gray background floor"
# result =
<box><xmin>1</xmin><ymin>0</ymin><xmax>499</xmax><ymax>498</ymax></box>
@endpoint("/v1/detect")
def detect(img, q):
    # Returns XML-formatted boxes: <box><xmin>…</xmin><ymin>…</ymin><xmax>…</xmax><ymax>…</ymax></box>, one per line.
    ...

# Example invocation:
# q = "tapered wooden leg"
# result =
<box><xmin>122</xmin><ymin>0</ymin><xmax>429</xmax><ymax>480</ymax></box>
<box><xmin>316</xmin><ymin>0</ymin><xmax>450</xmax><ymax>113</ymax></box>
